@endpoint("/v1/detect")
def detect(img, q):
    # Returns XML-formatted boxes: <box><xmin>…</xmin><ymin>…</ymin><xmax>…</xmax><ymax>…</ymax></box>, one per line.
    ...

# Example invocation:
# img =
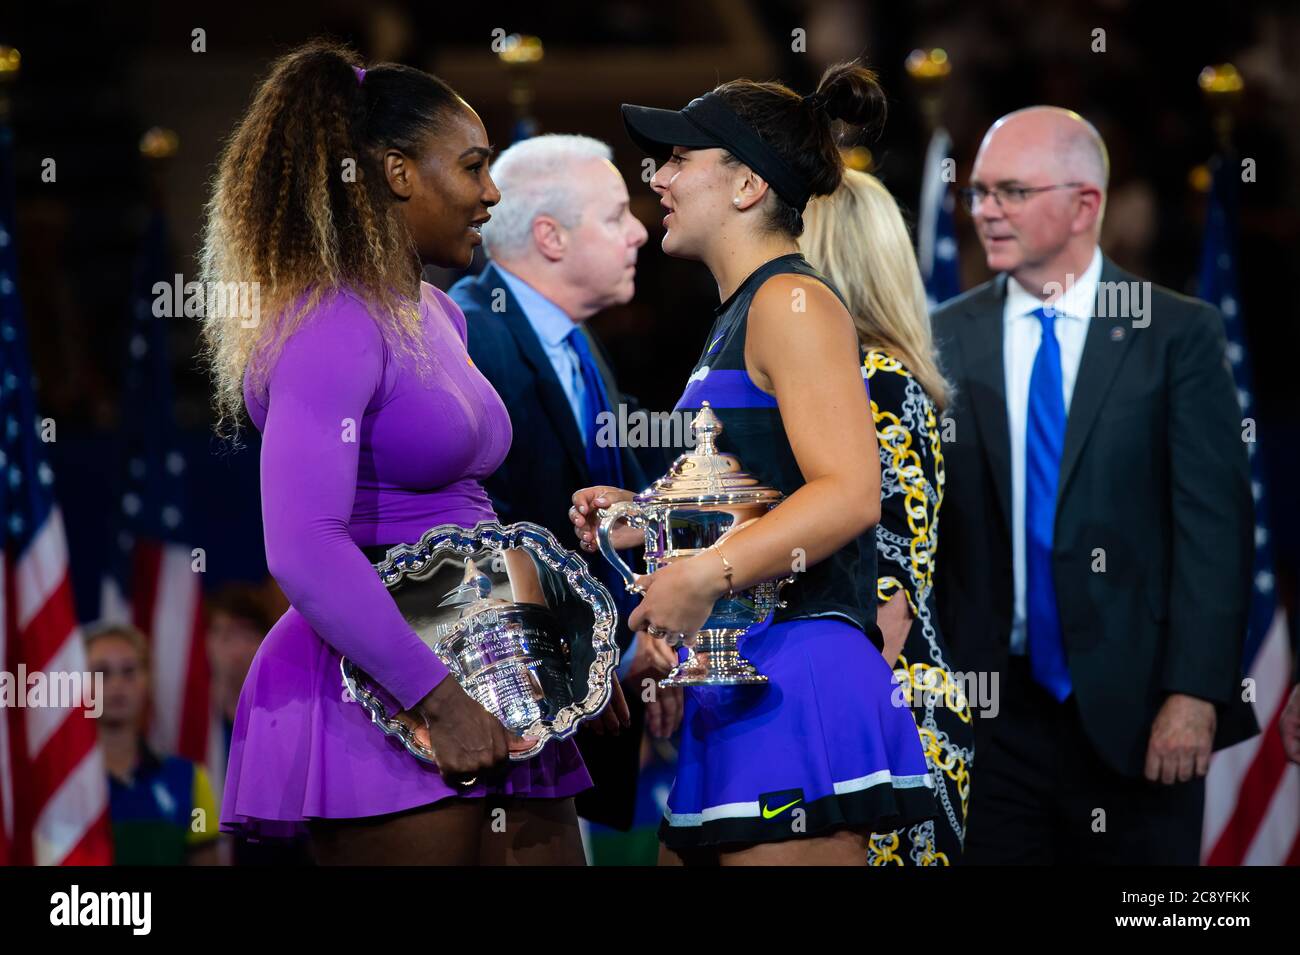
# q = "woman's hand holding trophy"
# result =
<box><xmin>570</xmin><ymin>486</ymin><xmax>640</xmax><ymax>553</ymax></box>
<box><xmin>571</xmin><ymin>484</ymin><xmax>689</xmax><ymax>737</ymax></box>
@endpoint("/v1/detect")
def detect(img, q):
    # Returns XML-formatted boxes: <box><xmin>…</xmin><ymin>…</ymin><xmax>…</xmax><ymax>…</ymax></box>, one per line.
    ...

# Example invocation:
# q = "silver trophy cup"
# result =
<box><xmin>597</xmin><ymin>403</ymin><xmax>793</xmax><ymax>686</ymax></box>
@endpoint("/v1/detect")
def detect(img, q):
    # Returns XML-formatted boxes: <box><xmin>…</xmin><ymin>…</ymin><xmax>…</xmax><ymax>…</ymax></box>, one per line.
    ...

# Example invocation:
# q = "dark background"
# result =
<box><xmin>3</xmin><ymin>0</ymin><xmax>1297</xmax><ymax>624</ymax></box>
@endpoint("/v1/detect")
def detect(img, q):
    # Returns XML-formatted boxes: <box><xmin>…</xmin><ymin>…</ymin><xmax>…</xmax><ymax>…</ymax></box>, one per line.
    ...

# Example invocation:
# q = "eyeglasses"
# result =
<box><xmin>958</xmin><ymin>182</ymin><xmax>1085</xmax><ymax>214</ymax></box>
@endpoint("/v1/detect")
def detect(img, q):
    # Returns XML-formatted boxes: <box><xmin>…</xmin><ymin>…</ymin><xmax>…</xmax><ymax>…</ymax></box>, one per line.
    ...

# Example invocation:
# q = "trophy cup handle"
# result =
<box><xmin>596</xmin><ymin>501</ymin><xmax>646</xmax><ymax>595</ymax></box>
<box><xmin>774</xmin><ymin>574</ymin><xmax>797</xmax><ymax>609</ymax></box>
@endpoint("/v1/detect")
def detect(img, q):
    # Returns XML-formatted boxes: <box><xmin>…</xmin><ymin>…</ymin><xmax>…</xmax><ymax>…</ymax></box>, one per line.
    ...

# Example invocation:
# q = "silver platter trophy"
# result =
<box><xmin>341</xmin><ymin>520</ymin><xmax>618</xmax><ymax>763</ymax></box>
<box><xmin>597</xmin><ymin>402</ymin><xmax>793</xmax><ymax>687</ymax></box>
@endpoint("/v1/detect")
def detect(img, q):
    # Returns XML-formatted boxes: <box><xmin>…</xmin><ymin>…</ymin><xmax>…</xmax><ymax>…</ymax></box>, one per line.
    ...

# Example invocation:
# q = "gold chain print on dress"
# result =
<box><xmin>863</xmin><ymin>350</ymin><xmax>975</xmax><ymax>867</ymax></box>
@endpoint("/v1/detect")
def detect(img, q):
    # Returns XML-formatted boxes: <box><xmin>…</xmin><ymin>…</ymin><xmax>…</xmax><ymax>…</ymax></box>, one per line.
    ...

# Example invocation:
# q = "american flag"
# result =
<box><xmin>97</xmin><ymin>208</ymin><xmax>213</xmax><ymax>772</ymax></box>
<box><xmin>917</xmin><ymin>127</ymin><xmax>961</xmax><ymax>310</ymax></box>
<box><xmin>1197</xmin><ymin>153</ymin><xmax>1300</xmax><ymax>865</ymax></box>
<box><xmin>0</xmin><ymin>119</ymin><xmax>112</xmax><ymax>865</ymax></box>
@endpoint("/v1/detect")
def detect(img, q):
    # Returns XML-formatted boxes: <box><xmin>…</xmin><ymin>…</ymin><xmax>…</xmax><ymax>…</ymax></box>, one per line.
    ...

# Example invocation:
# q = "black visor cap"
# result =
<box><xmin>620</xmin><ymin>102</ymin><xmax>725</xmax><ymax>160</ymax></box>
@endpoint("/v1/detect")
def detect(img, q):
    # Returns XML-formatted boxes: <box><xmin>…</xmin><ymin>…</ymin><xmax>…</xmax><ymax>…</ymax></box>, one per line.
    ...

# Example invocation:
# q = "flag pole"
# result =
<box><xmin>0</xmin><ymin>46</ymin><xmax>18</xmax><ymax>121</ymax></box>
<box><xmin>1199</xmin><ymin>63</ymin><xmax>1243</xmax><ymax>154</ymax></box>
<box><xmin>905</xmin><ymin>47</ymin><xmax>949</xmax><ymax>138</ymax></box>
<box><xmin>498</xmin><ymin>33</ymin><xmax>544</xmax><ymax>144</ymax></box>
<box><xmin>138</xmin><ymin>126</ymin><xmax>178</xmax><ymax>209</ymax></box>
<box><xmin>906</xmin><ymin>48</ymin><xmax>961</xmax><ymax>307</ymax></box>
<box><xmin>0</xmin><ymin>44</ymin><xmax>17</xmax><ymax>868</ymax></box>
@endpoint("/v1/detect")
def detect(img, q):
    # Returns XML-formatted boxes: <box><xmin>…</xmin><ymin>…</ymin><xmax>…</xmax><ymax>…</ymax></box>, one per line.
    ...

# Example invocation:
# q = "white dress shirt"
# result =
<box><xmin>1005</xmin><ymin>246</ymin><xmax>1103</xmax><ymax>654</ymax></box>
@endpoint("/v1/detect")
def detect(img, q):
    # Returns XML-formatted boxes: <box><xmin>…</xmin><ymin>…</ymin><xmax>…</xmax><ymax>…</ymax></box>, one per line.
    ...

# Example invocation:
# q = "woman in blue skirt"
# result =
<box><xmin>570</xmin><ymin>61</ymin><xmax>937</xmax><ymax>864</ymax></box>
<box><xmin>802</xmin><ymin>169</ymin><xmax>976</xmax><ymax>865</ymax></box>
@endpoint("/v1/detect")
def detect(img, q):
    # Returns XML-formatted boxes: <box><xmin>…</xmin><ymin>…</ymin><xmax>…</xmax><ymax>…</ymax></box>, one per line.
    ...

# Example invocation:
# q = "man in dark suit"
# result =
<box><xmin>933</xmin><ymin>107</ymin><xmax>1258</xmax><ymax>864</ymax></box>
<box><xmin>449</xmin><ymin>134</ymin><xmax>667</xmax><ymax>831</ymax></box>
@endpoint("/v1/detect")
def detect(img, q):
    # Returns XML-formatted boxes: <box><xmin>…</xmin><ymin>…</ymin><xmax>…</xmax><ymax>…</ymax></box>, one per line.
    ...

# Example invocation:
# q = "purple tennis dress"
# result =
<box><xmin>220</xmin><ymin>282</ymin><xmax>591</xmax><ymax>840</ymax></box>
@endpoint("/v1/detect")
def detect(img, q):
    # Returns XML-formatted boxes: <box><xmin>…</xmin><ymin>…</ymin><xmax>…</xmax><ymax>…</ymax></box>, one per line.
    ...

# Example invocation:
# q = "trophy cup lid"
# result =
<box><xmin>634</xmin><ymin>402</ymin><xmax>783</xmax><ymax>506</ymax></box>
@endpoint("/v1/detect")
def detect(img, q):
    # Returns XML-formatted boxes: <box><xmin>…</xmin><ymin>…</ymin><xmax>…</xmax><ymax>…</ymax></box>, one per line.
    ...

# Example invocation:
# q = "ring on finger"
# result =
<box><xmin>646</xmin><ymin>624</ymin><xmax>668</xmax><ymax>638</ymax></box>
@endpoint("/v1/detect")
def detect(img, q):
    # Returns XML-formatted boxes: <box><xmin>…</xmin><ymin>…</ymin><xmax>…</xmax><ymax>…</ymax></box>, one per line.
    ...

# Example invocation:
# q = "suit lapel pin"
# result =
<box><xmin>1110</xmin><ymin>325</ymin><xmax>1126</xmax><ymax>342</ymax></box>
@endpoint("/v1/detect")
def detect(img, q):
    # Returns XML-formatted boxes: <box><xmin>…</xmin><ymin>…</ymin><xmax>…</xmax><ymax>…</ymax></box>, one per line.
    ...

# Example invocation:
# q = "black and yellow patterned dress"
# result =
<box><xmin>863</xmin><ymin>349</ymin><xmax>975</xmax><ymax>866</ymax></box>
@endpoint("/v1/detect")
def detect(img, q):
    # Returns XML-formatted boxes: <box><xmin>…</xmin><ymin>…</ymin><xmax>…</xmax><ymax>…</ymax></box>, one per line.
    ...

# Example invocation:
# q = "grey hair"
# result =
<box><xmin>480</xmin><ymin>134</ymin><xmax>615</xmax><ymax>260</ymax></box>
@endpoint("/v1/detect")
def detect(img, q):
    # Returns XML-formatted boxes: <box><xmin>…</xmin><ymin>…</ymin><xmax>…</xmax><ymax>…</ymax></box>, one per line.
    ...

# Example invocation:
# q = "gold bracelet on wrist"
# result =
<box><xmin>712</xmin><ymin>543</ymin><xmax>735</xmax><ymax>599</ymax></box>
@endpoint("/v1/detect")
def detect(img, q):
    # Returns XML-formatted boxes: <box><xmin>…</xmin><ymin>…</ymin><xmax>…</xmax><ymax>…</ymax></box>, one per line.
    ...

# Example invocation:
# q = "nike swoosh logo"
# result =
<box><xmin>761</xmin><ymin>798</ymin><xmax>802</xmax><ymax>819</ymax></box>
<box><xmin>706</xmin><ymin>334</ymin><xmax>725</xmax><ymax>355</ymax></box>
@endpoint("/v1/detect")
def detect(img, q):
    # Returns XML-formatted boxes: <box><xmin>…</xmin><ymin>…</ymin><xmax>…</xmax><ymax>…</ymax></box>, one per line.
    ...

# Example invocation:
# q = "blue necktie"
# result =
<box><xmin>565</xmin><ymin>328</ymin><xmax>637</xmax><ymax>635</ymax></box>
<box><xmin>1025</xmin><ymin>306</ymin><xmax>1072</xmax><ymax>701</ymax></box>
<box><xmin>565</xmin><ymin>327</ymin><xmax>624</xmax><ymax>490</ymax></box>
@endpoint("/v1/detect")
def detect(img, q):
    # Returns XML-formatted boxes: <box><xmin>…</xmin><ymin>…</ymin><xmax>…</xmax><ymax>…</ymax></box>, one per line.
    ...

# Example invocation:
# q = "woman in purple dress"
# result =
<box><xmin>200</xmin><ymin>40</ymin><xmax>626</xmax><ymax>865</ymax></box>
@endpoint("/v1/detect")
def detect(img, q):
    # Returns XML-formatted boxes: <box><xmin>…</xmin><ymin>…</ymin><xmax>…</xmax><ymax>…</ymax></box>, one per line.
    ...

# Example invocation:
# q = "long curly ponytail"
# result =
<box><xmin>200</xmin><ymin>38</ymin><xmax>462</xmax><ymax>436</ymax></box>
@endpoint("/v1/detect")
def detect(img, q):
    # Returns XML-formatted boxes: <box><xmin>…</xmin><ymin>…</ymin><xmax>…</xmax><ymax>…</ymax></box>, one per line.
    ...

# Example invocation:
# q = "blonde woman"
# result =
<box><xmin>801</xmin><ymin>169</ymin><xmax>974</xmax><ymax>865</ymax></box>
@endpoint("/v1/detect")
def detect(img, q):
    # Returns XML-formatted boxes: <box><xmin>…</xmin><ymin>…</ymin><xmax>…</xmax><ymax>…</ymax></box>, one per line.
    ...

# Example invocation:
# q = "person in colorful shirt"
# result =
<box><xmin>85</xmin><ymin>623</ymin><xmax>221</xmax><ymax>865</ymax></box>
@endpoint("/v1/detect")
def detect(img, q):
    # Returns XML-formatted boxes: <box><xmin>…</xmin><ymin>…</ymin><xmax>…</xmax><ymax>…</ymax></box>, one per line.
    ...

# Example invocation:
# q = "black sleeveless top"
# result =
<box><xmin>673</xmin><ymin>252</ymin><xmax>878</xmax><ymax>634</ymax></box>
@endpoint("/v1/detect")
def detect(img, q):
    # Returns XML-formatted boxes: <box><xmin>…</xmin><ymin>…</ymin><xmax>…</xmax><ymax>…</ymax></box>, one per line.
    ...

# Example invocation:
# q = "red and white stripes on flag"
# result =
<box><xmin>1196</xmin><ymin>155</ymin><xmax>1300</xmax><ymax>866</ymax></box>
<box><xmin>1202</xmin><ymin>607</ymin><xmax>1300</xmax><ymax>865</ymax></box>
<box><xmin>1</xmin><ymin>508</ymin><xmax>112</xmax><ymax>865</ymax></box>
<box><xmin>100</xmin><ymin>540</ymin><xmax>210</xmax><ymax>765</ymax></box>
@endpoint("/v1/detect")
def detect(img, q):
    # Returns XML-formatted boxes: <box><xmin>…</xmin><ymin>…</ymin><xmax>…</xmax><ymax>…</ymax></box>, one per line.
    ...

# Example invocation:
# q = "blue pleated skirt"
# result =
<box><xmin>661</xmin><ymin>615</ymin><xmax>938</xmax><ymax>850</ymax></box>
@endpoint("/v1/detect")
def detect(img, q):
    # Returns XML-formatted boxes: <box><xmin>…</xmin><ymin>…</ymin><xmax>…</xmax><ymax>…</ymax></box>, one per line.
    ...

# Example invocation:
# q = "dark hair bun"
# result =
<box><xmin>813</xmin><ymin>61</ymin><xmax>887</xmax><ymax>139</ymax></box>
<box><xmin>711</xmin><ymin>59</ymin><xmax>888</xmax><ymax>236</ymax></box>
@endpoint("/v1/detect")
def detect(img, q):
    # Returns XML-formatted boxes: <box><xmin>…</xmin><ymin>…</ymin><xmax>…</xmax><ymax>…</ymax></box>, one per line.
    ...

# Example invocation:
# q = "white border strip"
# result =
<box><xmin>664</xmin><ymin>771</ymin><xmax>935</xmax><ymax>828</ymax></box>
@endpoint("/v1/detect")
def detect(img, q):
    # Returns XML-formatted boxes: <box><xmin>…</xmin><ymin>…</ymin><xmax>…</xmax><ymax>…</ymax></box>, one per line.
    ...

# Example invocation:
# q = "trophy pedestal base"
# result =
<box><xmin>659</xmin><ymin>629</ymin><xmax>769</xmax><ymax>687</ymax></box>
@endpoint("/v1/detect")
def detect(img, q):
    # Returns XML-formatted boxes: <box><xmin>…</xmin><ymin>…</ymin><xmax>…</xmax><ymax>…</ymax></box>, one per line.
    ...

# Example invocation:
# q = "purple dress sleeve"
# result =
<box><xmin>258</xmin><ymin>300</ymin><xmax>451</xmax><ymax>711</ymax></box>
